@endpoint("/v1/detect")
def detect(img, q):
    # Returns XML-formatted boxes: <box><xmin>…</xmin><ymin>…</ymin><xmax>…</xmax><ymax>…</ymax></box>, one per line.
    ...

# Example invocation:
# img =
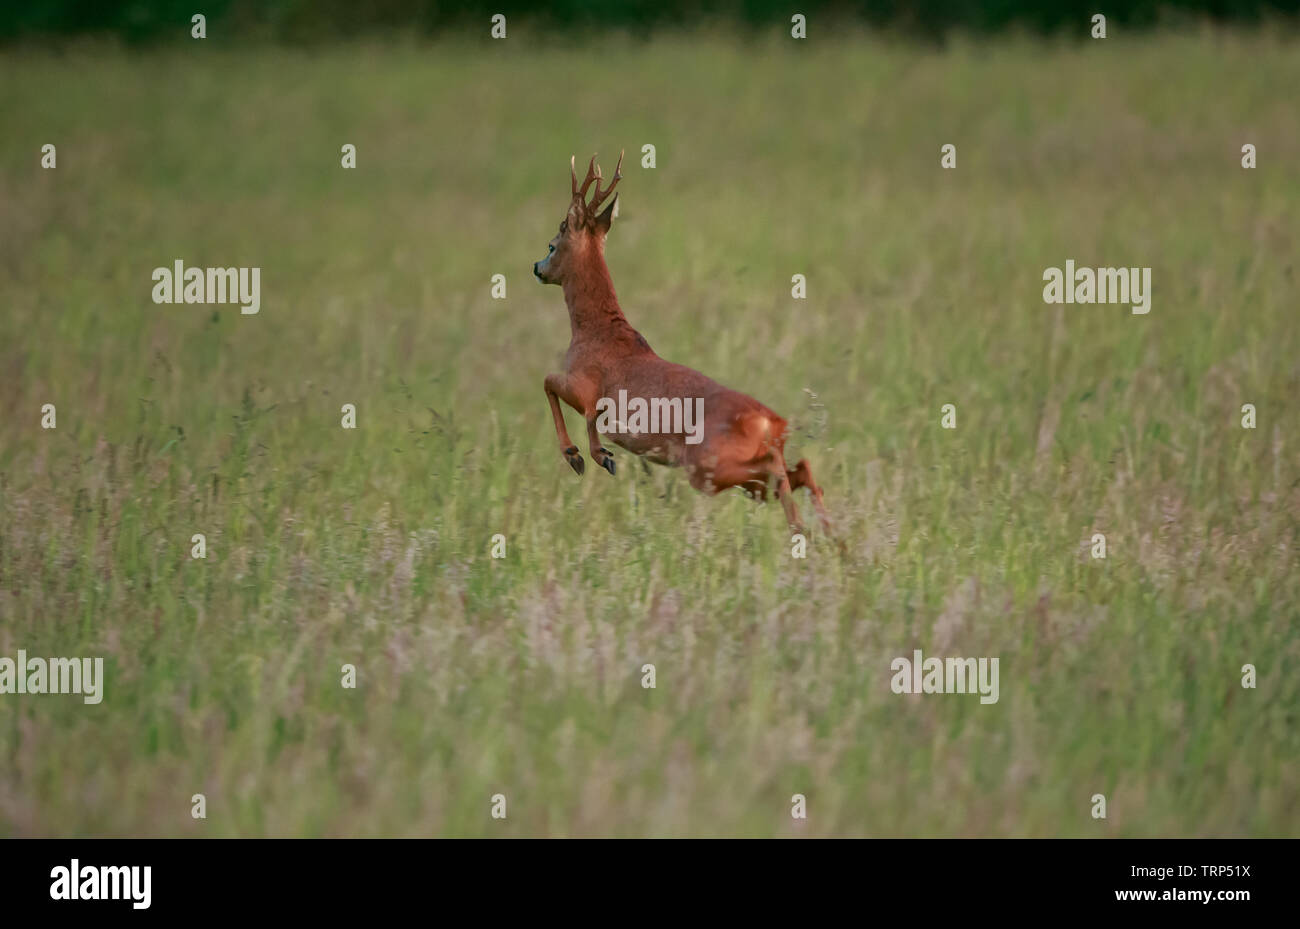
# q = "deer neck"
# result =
<box><xmin>562</xmin><ymin>247</ymin><xmax>632</xmax><ymax>341</ymax></box>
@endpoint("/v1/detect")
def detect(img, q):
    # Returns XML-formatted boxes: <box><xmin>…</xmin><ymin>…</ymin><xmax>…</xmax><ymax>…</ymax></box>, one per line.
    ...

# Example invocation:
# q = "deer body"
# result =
<box><xmin>535</xmin><ymin>153</ymin><xmax>829</xmax><ymax>533</ymax></box>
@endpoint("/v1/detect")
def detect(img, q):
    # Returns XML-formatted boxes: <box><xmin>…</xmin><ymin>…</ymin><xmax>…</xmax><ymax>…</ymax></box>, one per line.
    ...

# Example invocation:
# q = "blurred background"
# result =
<box><xmin>4</xmin><ymin>0</ymin><xmax>1300</xmax><ymax>42</ymax></box>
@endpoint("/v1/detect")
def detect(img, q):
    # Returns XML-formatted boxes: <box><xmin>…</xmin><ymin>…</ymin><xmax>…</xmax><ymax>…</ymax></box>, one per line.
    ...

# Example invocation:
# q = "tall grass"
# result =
<box><xmin>0</xmin><ymin>29</ymin><xmax>1296</xmax><ymax>836</ymax></box>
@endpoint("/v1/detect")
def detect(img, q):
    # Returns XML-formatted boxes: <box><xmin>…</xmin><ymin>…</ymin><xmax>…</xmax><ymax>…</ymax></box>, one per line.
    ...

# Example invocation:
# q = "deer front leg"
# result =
<box><xmin>544</xmin><ymin>373</ymin><xmax>586</xmax><ymax>475</ymax></box>
<box><xmin>586</xmin><ymin>416</ymin><xmax>616</xmax><ymax>476</ymax></box>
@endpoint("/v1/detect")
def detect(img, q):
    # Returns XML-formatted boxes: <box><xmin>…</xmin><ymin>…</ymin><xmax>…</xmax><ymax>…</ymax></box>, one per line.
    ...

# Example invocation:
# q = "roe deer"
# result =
<box><xmin>533</xmin><ymin>152</ymin><xmax>830</xmax><ymax>533</ymax></box>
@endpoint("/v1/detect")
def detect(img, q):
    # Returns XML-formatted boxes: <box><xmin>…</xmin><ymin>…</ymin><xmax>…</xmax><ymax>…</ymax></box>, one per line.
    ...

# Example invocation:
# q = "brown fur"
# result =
<box><xmin>534</xmin><ymin>153</ymin><xmax>830</xmax><ymax>533</ymax></box>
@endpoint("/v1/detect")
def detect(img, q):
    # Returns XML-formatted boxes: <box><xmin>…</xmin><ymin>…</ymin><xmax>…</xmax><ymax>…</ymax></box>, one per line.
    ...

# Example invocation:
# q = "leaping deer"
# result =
<box><xmin>533</xmin><ymin>152</ymin><xmax>830</xmax><ymax>534</ymax></box>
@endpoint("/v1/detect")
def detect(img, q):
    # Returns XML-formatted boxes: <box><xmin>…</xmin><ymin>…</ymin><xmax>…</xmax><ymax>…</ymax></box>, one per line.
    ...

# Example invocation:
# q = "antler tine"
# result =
<box><xmin>570</xmin><ymin>154</ymin><xmax>578</xmax><ymax>198</ymax></box>
<box><xmin>578</xmin><ymin>154</ymin><xmax>600</xmax><ymax>203</ymax></box>
<box><xmin>590</xmin><ymin>149</ymin><xmax>624</xmax><ymax>211</ymax></box>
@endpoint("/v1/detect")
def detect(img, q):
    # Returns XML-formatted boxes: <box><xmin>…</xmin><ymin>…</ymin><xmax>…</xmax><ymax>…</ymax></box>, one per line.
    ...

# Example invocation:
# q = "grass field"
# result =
<box><xmin>1</xmin><ymin>29</ymin><xmax>1297</xmax><ymax>837</ymax></box>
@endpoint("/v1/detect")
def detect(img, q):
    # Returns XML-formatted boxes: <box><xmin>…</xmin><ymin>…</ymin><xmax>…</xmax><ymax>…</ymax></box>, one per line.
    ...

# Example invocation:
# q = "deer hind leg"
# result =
<box><xmin>787</xmin><ymin>458</ymin><xmax>831</xmax><ymax>533</ymax></box>
<box><xmin>688</xmin><ymin>444</ymin><xmax>804</xmax><ymax>532</ymax></box>
<box><xmin>765</xmin><ymin>448</ymin><xmax>805</xmax><ymax>533</ymax></box>
<box><xmin>544</xmin><ymin>373</ymin><xmax>585</xmax><ymax>476</ymax></box>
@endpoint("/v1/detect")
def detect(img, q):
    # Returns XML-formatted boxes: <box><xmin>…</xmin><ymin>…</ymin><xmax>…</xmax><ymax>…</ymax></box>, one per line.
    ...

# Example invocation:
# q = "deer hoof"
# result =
<box><xmin>599</xmin><ymin>452</ymin><xmax>616</xmax><ymax>476</ymax></box>
<box><xmin>563</xmin><ymin>446</ymin><xmax>584</xmax><ymax>475</ymax></box>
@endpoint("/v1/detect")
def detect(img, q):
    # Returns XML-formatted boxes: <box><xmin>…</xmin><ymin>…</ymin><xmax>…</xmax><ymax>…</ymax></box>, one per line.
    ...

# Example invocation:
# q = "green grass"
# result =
<box><xmin>0</xmin><ymin>28</ymin><xmax>1297</xmax><ymax>837</ymax></box>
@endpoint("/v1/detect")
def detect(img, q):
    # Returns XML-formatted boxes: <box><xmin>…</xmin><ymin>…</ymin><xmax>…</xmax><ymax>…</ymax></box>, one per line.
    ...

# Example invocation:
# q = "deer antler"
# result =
<box><xmin>574</xmin><ymin>154</ymin><xmax>600</xmax><ymax>204</ymax></box>
<box><xmin>570</xmin><ymin>155</ymin><xmax>598</xmax><ymax>199</ymax></box>
<box><xmin>589</xmin><ymin>149</ymin><xmax>623</xmax><ymax>212</ymax></box>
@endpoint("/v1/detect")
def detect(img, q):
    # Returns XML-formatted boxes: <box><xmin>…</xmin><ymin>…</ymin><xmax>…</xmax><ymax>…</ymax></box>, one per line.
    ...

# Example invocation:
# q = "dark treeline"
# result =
<box><xmin>3</xmin><ymin>0</ymin><xmax>1298</xmax><ymax>43</ymax></box>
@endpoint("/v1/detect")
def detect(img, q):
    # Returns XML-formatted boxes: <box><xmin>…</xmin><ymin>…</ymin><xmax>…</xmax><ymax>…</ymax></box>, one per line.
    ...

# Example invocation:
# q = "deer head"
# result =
<box><xmin>533</xmin><ymin>151</ymin><xmax>622</xmax><ymax>285</ymax></box>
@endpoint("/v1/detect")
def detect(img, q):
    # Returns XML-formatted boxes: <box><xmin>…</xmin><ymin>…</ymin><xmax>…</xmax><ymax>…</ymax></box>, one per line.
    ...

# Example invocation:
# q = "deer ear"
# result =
<box><xmin>594</xmin><ymin>193</ymin><xmax>618</xmax><ymax>235</ymax></box>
